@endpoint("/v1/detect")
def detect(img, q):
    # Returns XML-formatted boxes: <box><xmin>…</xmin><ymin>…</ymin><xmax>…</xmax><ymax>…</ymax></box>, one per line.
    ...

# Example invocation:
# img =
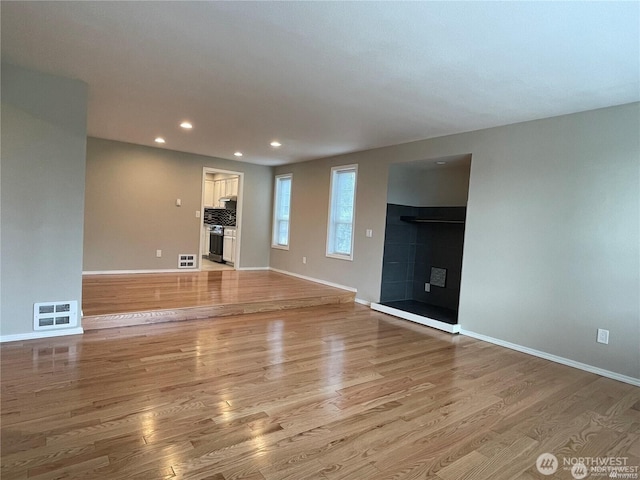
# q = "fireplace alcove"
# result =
<box><xmin>372</xmin><ymin>155</ymin><xmax>471</xmax><ymax>333</ymax></box>
<box><xmin>378</xmin><ymin>205</ymin><xmax>466</xmax><ymax>326</ymax></box>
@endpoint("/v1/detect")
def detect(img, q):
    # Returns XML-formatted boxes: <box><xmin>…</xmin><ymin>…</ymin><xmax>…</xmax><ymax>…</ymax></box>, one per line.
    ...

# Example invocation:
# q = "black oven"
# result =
<box><xmin>209</xmin><ymin>225</ymin><xmax>224</xmax><ymax>263</ymax></box>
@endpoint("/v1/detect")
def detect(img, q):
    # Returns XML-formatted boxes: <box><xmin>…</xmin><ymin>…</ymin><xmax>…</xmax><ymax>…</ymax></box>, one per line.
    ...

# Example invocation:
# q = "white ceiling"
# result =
<box><xmin>2</xmin><ymin>2</ymin><xmax>638</xmax><ymax>166</ymax></box>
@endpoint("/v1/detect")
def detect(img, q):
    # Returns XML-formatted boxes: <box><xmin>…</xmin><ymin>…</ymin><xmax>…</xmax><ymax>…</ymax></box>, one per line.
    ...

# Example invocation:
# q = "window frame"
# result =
<box><xmin>271</xmin><ymin>173</ymin><xmax>292</xmax><ymax>250</ymax></box>
<box><xmin>326</xmin><ymin>164</ymin><xmax>358</xmax><ymax>261</ymax></box>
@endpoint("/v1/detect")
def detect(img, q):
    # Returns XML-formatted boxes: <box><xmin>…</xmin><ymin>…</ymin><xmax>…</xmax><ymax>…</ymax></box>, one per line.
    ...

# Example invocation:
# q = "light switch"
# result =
<box><xmin>176</xmin><ymin>199</ymin><xmax>182</xmax><ymax>207</ymax></box>
<box><xmin>366</xmin><ymin>229</ymin><xmax>373</xmax><ymax>238</ymax></box>
<box><xmin>195</xmin><ymin>210</ymin><xmax>201</xmax><ymax>218</ymax></box>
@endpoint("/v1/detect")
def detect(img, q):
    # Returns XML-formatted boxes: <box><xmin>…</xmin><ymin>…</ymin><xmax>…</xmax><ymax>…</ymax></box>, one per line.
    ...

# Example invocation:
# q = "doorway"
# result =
<box><xmin>199</xmin><ymin>167</ymin><xmax>244</xmax><ymax>271</ymax></box>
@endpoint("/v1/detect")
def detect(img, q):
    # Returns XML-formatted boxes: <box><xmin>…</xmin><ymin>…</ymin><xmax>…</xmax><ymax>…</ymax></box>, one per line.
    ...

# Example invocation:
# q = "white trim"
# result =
<box><xmin>460</xmin><ymin>328</ymin><xmax>640</xmax><ymax>387</ymax></box>
<box><xmin>355</xmin><ymin>298</ymin><xmax>371</xmax><ymax>306</ymax></box>
<box><xmin>326</xmin><ymin>164</ymin><xmax>358</xmax><ymax>261</ymax></box>
<box><xmin>326</xmin><ymin>252</ymin><xmax>354</xmax><ymax>262</ymax></box>
<box><xmin>234</xmin><ymin>173</ymin><xmax>243</xmax><ymax>268</ymax></box>
<box><xmin>83</xmin><ymin>269</ymin><xmax>186</xmax><ymax>275</ymax></box>
<box><xmin>236</xmin><ymin>267</ymin><xmax>270</xmax><ymax>271</ymax></box>
<box><xmin>272</xmin><ymin>173</ymin><xmax>292</xmax><ymax>249</ymax></box>
<box><xmin>201</xmin><ymin>166</ymin><xmax>244</xmax><ymax>270</ymax></box>
<box><xmin>269</xmin><ymin>267</ymin><xmax>357</xmax><ymax>293</ymax></box>
<box><xmin>1</xmin><ymin>327</ymin><xmax>84</xmax><ymax>343</ymax></box>
<box><xmin>371</xmin><ymin>303</ymin><xmax>461</xmax><ymax>334</ymax></box>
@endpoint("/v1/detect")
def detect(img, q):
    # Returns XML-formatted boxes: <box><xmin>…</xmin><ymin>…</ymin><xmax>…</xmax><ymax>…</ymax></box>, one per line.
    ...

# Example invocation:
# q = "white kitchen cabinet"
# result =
<box><xmin>207</xmin><ymin>176</ymin><xmax>239</xmax><ymax>208</ymax></box>
<box><xmin>223</xmin><ymin>228</ymin><xmax>236</xmax><ymax>265</ymax></box>
<box><xmin>204</xmin><ymin>180</ymin><xmax>215</xmax><ymax>207</ymax></box>
<box><xmin>222</xmin><ymin>236</ymin><xmax>233</xmax><ymax>263</ymax></box>
<box><xmin>213</xmin><ymin>180</ymin><xmax>224</xmax><ymax>207</ymax></box>
<box><xmin>226</xmin><ymin>177</ymin><xmax>238</xmax><ymax>197</ymax></box>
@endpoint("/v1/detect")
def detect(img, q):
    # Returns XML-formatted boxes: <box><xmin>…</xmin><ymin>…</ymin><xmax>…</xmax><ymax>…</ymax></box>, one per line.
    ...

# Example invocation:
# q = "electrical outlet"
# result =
<box><xmin>302</xmin><ymin>256</ymin><xmax>307</xmax><ymax>264</ymax></box>
<box><xmin>425</xmin><ymin>283</ymin><xmax>431</xmax><ymax>292</ymax></box>
<box><xmin>156</xmin><ymin>249</ymin><xmax>162</xmax><ymax>258</ymax></box>
<box><xmin>597</xmin><ymin>328</ymin><xmax>609</xmax><ymax>344</ymax></box>
<box><xmin>195</xmin><ymin>210</ymin><xmax>201</xmax><ymax>218</ymax></box>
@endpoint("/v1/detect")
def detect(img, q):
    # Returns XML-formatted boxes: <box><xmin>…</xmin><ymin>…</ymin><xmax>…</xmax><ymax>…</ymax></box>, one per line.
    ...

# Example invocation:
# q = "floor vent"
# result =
<box><xmin>178</xmin><ymin>254</ymin><xmax>196</xmax><ymax>269</ymax></box>
<box><xmin>33</xmin><ymin>301</ymin><xmax>78</xmax><ymax>330</ymax></box>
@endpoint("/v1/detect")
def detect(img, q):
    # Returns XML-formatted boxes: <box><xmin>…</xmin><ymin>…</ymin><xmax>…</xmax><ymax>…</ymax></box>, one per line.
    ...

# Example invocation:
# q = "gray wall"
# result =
<box><xmin>273</xmin><ymin>103</ymin><xmax>640</xmax><ymax>379</ymax></box>
<box><xmin>387</xmin><ymin>158</ymin><xmax>471</xmax><ymax>207</ymax></box>
<box><xmin>1</xmin><ymin>63</ymin><xmax>88</xmax><ymax>336</ymax></box>
<box><xmin>84</xmin><ymin>138</ymin><xmax>272</xmax><ymax>271</ymax></box>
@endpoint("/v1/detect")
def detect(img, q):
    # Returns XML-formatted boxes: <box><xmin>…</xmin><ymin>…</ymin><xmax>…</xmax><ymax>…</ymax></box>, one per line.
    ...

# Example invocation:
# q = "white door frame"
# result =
<box><xmin>200</xmin><ymin>167</ymin><xmax>244</xmax><ymax>270</ymax></box>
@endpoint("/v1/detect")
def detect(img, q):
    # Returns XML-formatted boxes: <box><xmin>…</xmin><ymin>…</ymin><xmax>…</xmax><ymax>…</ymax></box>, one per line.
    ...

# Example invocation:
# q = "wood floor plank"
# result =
<box><xmin>2</xmin><ymin>300</ymin><xmax>638</xmax><ymax>480</ymax></box>
<box><xmin>436</xmin><ymin>450</ymin><xmax>488</xmax><ymax>480</ymax></box>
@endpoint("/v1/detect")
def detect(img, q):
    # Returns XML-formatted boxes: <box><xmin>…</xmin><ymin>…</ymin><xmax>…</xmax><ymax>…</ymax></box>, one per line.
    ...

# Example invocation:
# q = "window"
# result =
<box><xmin>327</xmin><ymin>164</ymin><xmax>357</xmax><ymax>260</ymax></box>
<box><xmin>272</xmin><ymin>174</ymin><xmax>292</xmax><ymax>249</ymax></box>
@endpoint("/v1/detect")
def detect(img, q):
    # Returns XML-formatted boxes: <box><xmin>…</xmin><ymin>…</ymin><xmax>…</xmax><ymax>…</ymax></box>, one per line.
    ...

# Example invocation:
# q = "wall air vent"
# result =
<box><xmin>33</xmin><ymin>301</ymin><xmax>78</xmax><ymax>330</ymax></box>
<box><xmin>178</xmin><ymin>254</ymin><xmax>196</xmax><ymax>269</ymax></box>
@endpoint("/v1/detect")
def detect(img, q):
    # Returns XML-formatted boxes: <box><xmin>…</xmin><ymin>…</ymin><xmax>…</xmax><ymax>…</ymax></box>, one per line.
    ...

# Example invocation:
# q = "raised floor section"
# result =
<box><xmin>371</xmin><ymin>300</ymin><xmax>460</xmax><ymax>334</ymax></box>
<box><xmin>381</xmin><ymin>300</ymin><xmax>457</xmax><ymax>324</ymax></box>
<box><xmin>82</xmin><ymin>270</ymin><xmax>355</xmax><ymax>330</ymax></box>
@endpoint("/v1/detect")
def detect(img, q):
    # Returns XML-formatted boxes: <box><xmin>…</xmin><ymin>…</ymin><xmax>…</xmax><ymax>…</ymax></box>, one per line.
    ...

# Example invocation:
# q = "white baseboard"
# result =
<box><xmin>83</xmin><ymin>269</ymin><xmax>187</xmax><ymax>275</ymax></box>
<box><xmin>355</xmin><ymin>298</ymin><xmax>371</xmax><ymax>306</ymax></box>
<box><xmin>1</xmin><ymin>327</ymin><xmax>84</xmax><ymax>343</ymax></box>
<box><xmin>269</xmin><ymin>268</ymin><xmax>357</xmax><ymax>293</ymax></box>
<box><xmin>371</xmin><ymin>303</ymin><xmax>461</xmax><ymax>334</ymax></box>
<box><xmin>236</xmin><ymin>267</ymin><xmax>270</xmax><ymax>271</ymax></box>
<box><xmin>460</xmin><ymin>328</ymin><xmax>640</xmax><ymax>387</ymax></box>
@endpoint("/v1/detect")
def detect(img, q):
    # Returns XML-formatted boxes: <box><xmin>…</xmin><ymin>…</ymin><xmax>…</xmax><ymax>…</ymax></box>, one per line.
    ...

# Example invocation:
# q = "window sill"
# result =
<box><xmin>326</xmin><ymin>252</ymin><xmax>353</xmax><ymax>261</ymax></box>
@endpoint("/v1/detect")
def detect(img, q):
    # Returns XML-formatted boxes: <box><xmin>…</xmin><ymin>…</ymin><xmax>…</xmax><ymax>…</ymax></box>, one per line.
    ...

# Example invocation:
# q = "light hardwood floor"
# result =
<box><xmin>2</xmin><ymin>304</ymin><xmax>639</xmax><ymax>479</ymax></box>
<box><xmin>82</xmin><ymin>271</ymin><xmax>354</xmax><ymax>330</ymax></box>
<box><xmin>201</xmin><ymin>258</ymin><xmax>235</xmax><ymax>272</ymax></box>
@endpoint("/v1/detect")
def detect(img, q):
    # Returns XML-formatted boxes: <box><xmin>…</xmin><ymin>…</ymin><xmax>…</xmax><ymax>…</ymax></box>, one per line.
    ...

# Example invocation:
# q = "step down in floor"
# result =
<box><xmin>83</xmin><ymin>292</ymin><xmax>355</xmax><ymax>331</ymax></box>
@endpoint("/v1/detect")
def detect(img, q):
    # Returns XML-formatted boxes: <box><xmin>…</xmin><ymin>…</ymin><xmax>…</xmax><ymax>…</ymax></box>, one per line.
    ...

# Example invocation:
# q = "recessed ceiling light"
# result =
<box><xmin>234</xmin><ymin>152</ymin><xmax>243</xmax><ymax>157</ymax></box>
<box><xmin>180</xmin><ymin>121</ymin><xmax>193</xmax><ymax>129</ymax></box>
<box><xmin>436</xmin><ymin>161</ymin><xmax>446</xmax><ymax>165</ymax></box>
<box><xmin>155</xmin><ymin>137</ymin><xmax>166</xmax><ymax>144</ymax></box>
<box><xmin>270</xmin><ymin>141</ymin><xmax>282</xmax><ymax>147</ymax></box>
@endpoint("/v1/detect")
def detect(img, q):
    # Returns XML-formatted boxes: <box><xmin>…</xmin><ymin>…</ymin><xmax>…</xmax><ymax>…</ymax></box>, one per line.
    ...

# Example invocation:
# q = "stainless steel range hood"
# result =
<box><xmin>220</xmin><ymin>196</ymin><xmax>237</xmax><ymax>210</ymax></box>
